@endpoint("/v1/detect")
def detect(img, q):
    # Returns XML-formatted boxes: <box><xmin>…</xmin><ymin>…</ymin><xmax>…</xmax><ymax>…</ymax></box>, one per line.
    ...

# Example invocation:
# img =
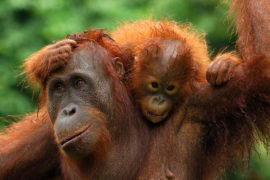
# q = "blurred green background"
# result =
<box><xmin>0</xmin><ymin>0</ymin><xmax>269</xmax><ymax>179</ymax></box>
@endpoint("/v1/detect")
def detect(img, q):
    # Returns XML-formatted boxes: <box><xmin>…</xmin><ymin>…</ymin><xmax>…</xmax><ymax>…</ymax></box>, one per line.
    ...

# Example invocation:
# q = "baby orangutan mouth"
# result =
<box><xmin>144</xmin><ymin>109</ymin><xmax>169</xmax><ymax>123</ymax></box>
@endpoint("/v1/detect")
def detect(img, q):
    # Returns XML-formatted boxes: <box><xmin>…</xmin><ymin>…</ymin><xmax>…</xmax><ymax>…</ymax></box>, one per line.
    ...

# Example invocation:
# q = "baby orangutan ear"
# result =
<box><xmin>112</xmin><ymin>57</ymin><xmax>125</xmax><ymax>80</ymax></box>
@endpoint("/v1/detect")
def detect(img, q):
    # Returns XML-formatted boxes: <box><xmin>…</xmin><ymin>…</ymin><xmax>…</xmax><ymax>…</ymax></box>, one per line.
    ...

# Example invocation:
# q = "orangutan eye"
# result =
<box><xmin>74</xmin><ymin>78</ymin><xmax>86</xmax><ymax>89</ymax></box>
<box><xmin>147</xmin><ymin>81</ymin><xmax>160</xmax><ymax>93</ymax></box>
<box><xmin>167</xmin><ymin>85</ymin><xmax>175</xmax><ymax>91</ymax></box>
<box><xmin>151</xmin><ymin>82</ymin><xmax>159</xmax><ymax>89</ymax></box>
<box><xmin>165</xmin><ymin>83</ymin><xmax>179</xmax><ymax>95</ymax></box>
<box><xmin>54</xmin><ymin>82</ymin><xmax>65</xmax><ymax>94</ymax></box>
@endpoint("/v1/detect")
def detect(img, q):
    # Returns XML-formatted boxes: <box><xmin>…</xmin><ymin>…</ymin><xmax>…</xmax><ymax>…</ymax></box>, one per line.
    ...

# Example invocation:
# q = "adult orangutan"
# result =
<box><xmin>0</xmin><ymin>30</ymin><xmax>150</xmax><ymax>180</ymax></box>
<box><xmin>1</xmin><ymin>0</ymin><xmax>270</xmax><ymax>179</ymax></box>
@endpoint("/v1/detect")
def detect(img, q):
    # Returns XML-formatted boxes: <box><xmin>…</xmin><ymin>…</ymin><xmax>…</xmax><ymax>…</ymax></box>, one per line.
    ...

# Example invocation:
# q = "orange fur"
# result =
<box><xmin>22</xmin><ymin>43</ymin><xmax>71</xmax><ymax>87</ymax></box>
<box><xmin>111</xmin><ymin>18</ymin><xmax>270</xmax><ymax>178</ymax></box>
<box><xmin>0</xmin><ymin>109</ymin><xmax>61</xmax><ymax>179</ymax></box>
<box><xmin>231</xmin><ymin>0</ymin><xmax>270</xmax><ymax>59</ymax></box>
<box><xmin>112</xmin><ymin>19</ymin><xmax>210</xmax><ymax>81</ymax></box>
<box><xmin>2</xmin><ymin>1</ymin><xmax>270</xmax><ymax>178</ymax></box>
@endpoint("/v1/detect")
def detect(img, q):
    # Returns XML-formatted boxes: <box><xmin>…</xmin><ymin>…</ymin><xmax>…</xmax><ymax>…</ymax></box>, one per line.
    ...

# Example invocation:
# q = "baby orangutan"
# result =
<box><xmin>131</xmin><ymin>38</ymin><xmax>193</xmax><ymax>123</ymax></box>
<box><xmin>112</xmin><ymin>20</ymin><xmax>210</xmax><ymax>124</ymax></box>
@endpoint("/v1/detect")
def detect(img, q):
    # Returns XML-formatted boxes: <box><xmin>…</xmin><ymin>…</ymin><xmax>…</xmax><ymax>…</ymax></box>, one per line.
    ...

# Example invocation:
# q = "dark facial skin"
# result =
<box><xmin>47</xmin><ymin>44</ymin><xmax>114</xmax><ymax>159</ymax></box>
<box><xmin>136</xmin><ymin>39</ymin><xmax>189</xmax><ymax>124</ymax></box>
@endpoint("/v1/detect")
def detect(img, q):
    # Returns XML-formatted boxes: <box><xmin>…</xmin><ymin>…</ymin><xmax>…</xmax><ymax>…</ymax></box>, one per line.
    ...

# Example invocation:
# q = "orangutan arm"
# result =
<box><xmin>22</xmin><ymin>39</ymin><xmax>77</xmax><ymax>86</ymax></box>
<box><xmin>190</xmin><ymin>53</ymin><xmax>270</xmax><ymax>179</ymax></box>
<box><xmin>0</xmin><ymin>111</ymin><xmax>61</xmax><ymax>180</ymax></box>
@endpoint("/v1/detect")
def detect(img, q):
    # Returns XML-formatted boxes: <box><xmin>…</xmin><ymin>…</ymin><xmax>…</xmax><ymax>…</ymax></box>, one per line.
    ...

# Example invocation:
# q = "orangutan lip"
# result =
<box><xmin>147</xmin><ymin>111</ymin><xmax>163</xmax><ymax>117</ymax></box>
<box><xmin>60</xmin><ymin>123</ymin><xmax>93</xmax><ymax>147</ymax></box>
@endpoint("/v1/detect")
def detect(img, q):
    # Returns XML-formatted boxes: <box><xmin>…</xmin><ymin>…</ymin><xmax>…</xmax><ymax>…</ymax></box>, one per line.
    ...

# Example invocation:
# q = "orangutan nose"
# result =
<box><xmin>152</xmin><ymin>95</ymin><xmax>165</xmax><ymax>105</ymax></box>
<box><xmin>61</xmin><ymin>104</ymin><xmax>78</xmax><ymax>117</ymax></box>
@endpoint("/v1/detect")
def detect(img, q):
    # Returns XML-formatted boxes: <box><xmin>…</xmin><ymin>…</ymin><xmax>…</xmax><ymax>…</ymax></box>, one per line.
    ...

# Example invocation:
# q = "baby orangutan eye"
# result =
<box><xmin>167</xmin><ymin>85</ymin><xmax>175</xmax><ymax>91</ymax></box>
<box><xmin>165</xmin><ymin>83</ymin><xmax>179</xmax><ymax>95</ymax></box>
<box><xmin>147</xmin><ymin>81</ymin><xmax>160</xmax><ymax>92</ymax></box>
<box><xmin>151</xmin><ymin>82</ymin><xmax>159</xmax><ymax>88</ymax></box>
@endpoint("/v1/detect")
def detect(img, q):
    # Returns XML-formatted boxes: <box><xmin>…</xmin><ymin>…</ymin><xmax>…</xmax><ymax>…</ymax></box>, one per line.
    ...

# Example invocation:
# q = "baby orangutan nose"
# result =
<box><xmin>152</xmin><ymin>96</ymin><xmax>165</xmax><ymax>105</ymax></box>
<box><xmin>150</xmin><ymin>95</ymin><xmax>168</xmax><ymax>112</ymax></box>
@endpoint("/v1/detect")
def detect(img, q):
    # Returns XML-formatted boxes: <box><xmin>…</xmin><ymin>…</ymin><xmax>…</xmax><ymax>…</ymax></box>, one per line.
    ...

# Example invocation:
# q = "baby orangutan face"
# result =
<box><xmin>140</xmin><ymin>76</ymin><xmax>180</xmax><ymax>123</ymax></box>
<box><xmin>133</xmin><ymin>38</ymin><xmax>192</xmax><ymax>124</ymax></box>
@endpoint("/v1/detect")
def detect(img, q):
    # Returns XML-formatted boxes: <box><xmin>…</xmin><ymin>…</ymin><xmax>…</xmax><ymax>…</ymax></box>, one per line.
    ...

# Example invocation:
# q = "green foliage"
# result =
<box><xmin>0</xmin><ymin>0</ymin><xmax>234</xmax><ymax>123</ymax></box>
<box><xmin>226</xmin><ymin>145</ymin><xmax>270</xmax><ymax>180</ymax></box>
<box><xmin>0</xmin><ymin>0</ymin><xmax>268</xmax><ymax>179</ymax></box>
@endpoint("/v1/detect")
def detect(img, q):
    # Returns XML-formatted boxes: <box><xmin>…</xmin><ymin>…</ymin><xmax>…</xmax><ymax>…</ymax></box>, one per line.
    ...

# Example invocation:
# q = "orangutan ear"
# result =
<box><xmin>112</xmin><ymin>57</ymin><xmax>125</xmax><ymax>80</ymax></box>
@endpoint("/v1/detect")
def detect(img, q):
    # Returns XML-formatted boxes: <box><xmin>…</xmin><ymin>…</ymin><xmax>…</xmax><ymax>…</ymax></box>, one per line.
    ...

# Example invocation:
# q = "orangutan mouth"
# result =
<box><xmin>147</xmin><ymin>111</ymin><xmax>163</xmax><ymax>117</ymax></box>
<box><xmin>60</xmin><ymin>123</ymin><xmax>93</xmax><ymax>147</ymax></box>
